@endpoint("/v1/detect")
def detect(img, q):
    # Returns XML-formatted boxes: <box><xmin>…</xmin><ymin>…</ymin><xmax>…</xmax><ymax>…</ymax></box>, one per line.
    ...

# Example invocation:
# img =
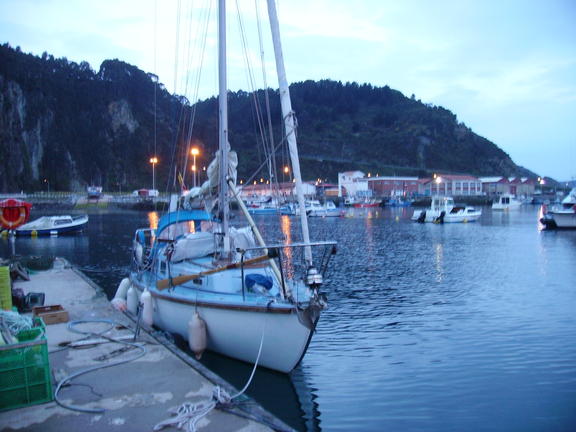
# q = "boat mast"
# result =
<box><xmin>266</xmin><ymin>0</ymin><xmax>312</xmax><ymax>265</ymax></box>
<box><xmin>218</xmin><ymin>0</ymin><xmax>230</xmax><ymax>253</ymax></box>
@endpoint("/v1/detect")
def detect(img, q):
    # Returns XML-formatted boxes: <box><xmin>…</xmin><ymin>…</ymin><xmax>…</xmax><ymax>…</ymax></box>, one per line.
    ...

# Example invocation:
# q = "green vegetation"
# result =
<box><xmin>0</xmin><ymin>44</ymin><xmax>534</xmax><ymax>193</ymax></box>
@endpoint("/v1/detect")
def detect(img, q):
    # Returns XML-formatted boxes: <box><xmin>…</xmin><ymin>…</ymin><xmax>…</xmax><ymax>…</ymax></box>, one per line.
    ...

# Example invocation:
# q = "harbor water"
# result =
<box><xmin>1</xmin><ymin>205</ymin><xmax>575</xmax><ymax>431</ymax></box>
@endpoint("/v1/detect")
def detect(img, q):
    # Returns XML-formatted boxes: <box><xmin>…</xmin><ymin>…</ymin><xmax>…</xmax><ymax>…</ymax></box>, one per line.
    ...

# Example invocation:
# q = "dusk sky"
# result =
<box><xmin>1</xmin><ymin>0</ymin><xmax>575</xmax><ymax>180</ymax></box>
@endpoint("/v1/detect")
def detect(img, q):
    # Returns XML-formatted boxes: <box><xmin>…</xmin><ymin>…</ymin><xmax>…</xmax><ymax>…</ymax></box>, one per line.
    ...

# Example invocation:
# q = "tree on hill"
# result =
<box><xmin>0</xmin><ymin>44</ymin><xmax>535</xmax><ymax>192</ymax></box>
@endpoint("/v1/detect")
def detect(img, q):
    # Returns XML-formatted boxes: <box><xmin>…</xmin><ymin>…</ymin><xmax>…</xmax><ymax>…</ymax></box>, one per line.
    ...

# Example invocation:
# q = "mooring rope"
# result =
<box><xmin>53</xmin><ymin>319</ymin><xmax>147</xmax><ymax>414</ymax></box>
<box><xmin>154</xmin><ymin>317</ymin><xmax>267</xmax><ymax>431</ymax></box>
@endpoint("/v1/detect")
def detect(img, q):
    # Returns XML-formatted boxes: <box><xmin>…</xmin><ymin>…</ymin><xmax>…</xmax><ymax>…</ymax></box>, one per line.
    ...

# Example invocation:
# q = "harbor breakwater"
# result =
<box><xmin>0</xmin><ymin>193</ymin><xmax>169</xmax><ymax>211</ymax></box>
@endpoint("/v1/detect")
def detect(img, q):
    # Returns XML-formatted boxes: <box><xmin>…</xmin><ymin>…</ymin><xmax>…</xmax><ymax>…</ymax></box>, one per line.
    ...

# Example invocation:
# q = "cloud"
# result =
<box><xmin>278</xmin><ymin>0</ymin><xmax>392</xmax><ymax>44</ymax></box>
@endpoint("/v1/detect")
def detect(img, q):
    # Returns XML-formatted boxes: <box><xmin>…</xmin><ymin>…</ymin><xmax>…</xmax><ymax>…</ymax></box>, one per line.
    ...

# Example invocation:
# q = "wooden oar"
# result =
<box><xmin>156</xmin><ymin>254</ymin><xmax>272</xmax><ymax>290</ymax></box>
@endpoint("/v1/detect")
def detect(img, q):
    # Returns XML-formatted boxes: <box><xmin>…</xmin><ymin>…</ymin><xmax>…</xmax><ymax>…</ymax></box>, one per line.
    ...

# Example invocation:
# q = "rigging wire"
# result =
<box><xmin>234</xmin><ymin>0</ymin><xmax>269</xmax><ymax>157</ymax></box>
<box><xmin>254</xmin><ymin>0</ymin><xmax>281</xmax><ymax>197</ymax></box>
<box><xmin>181</xmin><ymin>0</ymin><xmax>213</xmax><ymax>189</ymax></box>
<box><xmin>153</xmin><ymin>0</ymin><xmax>158</xmax><ymax>167</ymax></box>
<box><xmin>234</xmin><ymin>0</ymin><xmax>285</xmax><ymax>202</ymax></box>
<box><xmin>153</xmin><ymin>0</ymin><xmax>290</xmax><ymax>199</ymax></box>
<box><xmin>166</xmin><ymin>0</ymin><xmax>207</xmax><ymax>192</ymax></box>
<box><xmin>165</xmin><ymin>0</ymin><xmax>185</xmax><ymax>193</ymax></box>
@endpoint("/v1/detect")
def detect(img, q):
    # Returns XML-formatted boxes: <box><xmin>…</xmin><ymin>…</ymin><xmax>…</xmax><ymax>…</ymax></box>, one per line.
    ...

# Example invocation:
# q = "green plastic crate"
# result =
<box><xmin>0</xmin><ymin>266</ymin><xmax>11</xmax><ymax>311</ymax></box>
<box><xmin>0</xmin><ymin>318</ymin><xmax>53</xmax><ymax>411</ymax></box>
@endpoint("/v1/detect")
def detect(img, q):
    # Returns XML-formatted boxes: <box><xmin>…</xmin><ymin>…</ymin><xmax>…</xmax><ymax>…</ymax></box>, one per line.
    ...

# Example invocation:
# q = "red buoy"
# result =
<box><xmin>0</xmin><ymin>199</ymin><xmax>32</xmax><ymax>230</ymax></box>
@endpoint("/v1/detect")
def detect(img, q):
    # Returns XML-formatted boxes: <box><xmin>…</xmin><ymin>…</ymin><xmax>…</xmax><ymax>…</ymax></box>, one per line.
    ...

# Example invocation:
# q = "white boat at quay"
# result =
<box><xmin>15</xmin><ymin>215</ymin><xmax>88</xmax><ymax>236</ymax></box>
<box><xmin>492</xmin><ymin>193</ymin><xmax>522</xmax><ymax>210</ymax></box>
<box><xmin>411</xmin><ymin>196</ymin><xmax>482</xmax><ymax>223</ymax></box>
<box><xmin>112</xmin><ymin>0</ymin><xmax>336</xmax><ymax>373</ymax></box>
<box><xmin>306</xmin><ymin>200</ymin><xmax>341</xmax><ymax>217</ymax></box>
<box><xmin>245</xmin><ymin>196</ymin><xmax>280</xmax><ymax>215</ymax></box>
<box><xmin>540</xmin><ymin>188</ymin><xmax>576</xmax><ymax>229</ymax></box>
<box><xmin>280</xmin><ymin>200</ymin><xmax>341</xmax><ymax>217</ymax></box>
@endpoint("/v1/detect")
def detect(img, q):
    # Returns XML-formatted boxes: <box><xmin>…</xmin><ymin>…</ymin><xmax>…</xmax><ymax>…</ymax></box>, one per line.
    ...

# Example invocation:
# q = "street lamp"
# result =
<box><xmin>149</xmin><ymin>157</ymin><xmax>158</xmax><ymax>191</ymax></box>
<box><xmin>435</xmin><ymin>175</ymin><xmax>442</xmax><ymax>195</ymax></box>
<box><xmin>191</xmin><ymin>147</ymin><xmax>199</xmax><ymax>187</ymax></box>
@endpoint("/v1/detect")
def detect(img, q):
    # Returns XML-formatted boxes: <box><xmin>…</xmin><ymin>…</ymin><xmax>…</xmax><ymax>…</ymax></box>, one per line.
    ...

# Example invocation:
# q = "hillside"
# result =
<box><xmin>0</xmin><ymin>44</ymin><xmax>534</xmax><ymax>192</ymax></box>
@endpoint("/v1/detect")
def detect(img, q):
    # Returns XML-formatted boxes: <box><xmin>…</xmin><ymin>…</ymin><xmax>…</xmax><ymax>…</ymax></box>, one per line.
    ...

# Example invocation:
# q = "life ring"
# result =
<box><xmin>0</xmin><ymin>206</ymin><xmax>27</xmax><ymax>229</ymax></box>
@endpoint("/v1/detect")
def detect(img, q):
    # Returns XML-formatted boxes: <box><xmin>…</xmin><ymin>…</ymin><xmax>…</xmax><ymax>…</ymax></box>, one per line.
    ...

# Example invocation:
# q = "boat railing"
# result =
<box><xmin>240</xmin><ymin>241</ymin><xmax>337</xmax><ymax>251</ymax></box>
<box><xmin>237</xmin><ymin>241</ymin><xmax>337</xmax><ymax>301</ymax></box>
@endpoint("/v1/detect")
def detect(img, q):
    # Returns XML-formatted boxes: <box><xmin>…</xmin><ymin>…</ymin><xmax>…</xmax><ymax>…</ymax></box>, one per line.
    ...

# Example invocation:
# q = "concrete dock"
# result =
<box><xmin>0</xmin><ymin>258</ymin><xmax>292</xmax><ymax>431</ymax></box>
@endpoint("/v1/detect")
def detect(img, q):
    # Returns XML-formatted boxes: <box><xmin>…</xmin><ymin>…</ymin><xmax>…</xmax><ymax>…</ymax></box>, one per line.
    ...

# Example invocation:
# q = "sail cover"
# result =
<box><xmin>181</xmin><ymin>150</ymin><xmax>238</xmax><ymax>213</ymax></box>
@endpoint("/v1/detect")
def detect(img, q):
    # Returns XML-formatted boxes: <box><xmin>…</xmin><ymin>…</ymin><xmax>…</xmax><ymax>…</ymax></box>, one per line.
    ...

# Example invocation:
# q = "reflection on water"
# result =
<box><xmin>434</xmin><ymin>242</ymin><xmax>444</xmax><ymax>282</ymax></box>
<box><xmin>280</xmin><ymin>215</ymin><xmax>295</xmax><ymax>279</ymax></box>
<box><xmin>1</xmin><ymin>206</ymin><xmax>575</xmax><ymax>431</ymax></box>
<box><xmin>8</xmin><ymin>234</ymin><xmax>89</xmax><ymax>257</ymax></box>
<box><xmin>194</xmin><ymin>349</ymin><xmax>320</xmax><ymax>431</ymax></box>
<box><xmin>147</xmin><ymin>211</ymin><xmax>159</xmax><ymax>230</ymax></box>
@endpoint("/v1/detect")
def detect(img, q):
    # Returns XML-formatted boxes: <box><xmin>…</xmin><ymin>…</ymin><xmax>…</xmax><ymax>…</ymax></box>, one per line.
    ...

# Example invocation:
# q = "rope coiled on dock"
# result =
<box><xmin>154</xmin><ymin>317</ymin><xmax>267</xmax><ymax>432</ymax></box>
<box><xmin>53</xmin><ymin>319</ymin><xmax>147</xmax><ymax>414</ymax></box>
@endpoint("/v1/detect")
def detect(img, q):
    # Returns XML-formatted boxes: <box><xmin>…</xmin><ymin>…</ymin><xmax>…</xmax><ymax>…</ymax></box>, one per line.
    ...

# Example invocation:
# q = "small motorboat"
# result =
<box><xmin>245</xmin><ymin>196</ymin><xmax>280</xmax><ymax>215</ymax></box>
<box><xmin>351</xmin><ymin>198</ymin><xmax>382</xmax><ymax>208</ymax></box>
<box><xmin>280</xmin><ymin>200</ymin><xmax>342</xmax><ymax>217</ymax></box>
<box><xmin>386</xmin><ymin>196</ymin><xmax>413</xmax><ymax>207</ymax></box>
<box><xmin>540</xmin><ymin>188</ymin><xmax>576</xmax><ymax>229</ymax></box>
<box><xmin>492</xmin><ymin>194</ymin><xmax>522</xmax><ymax>210</ymax></box>
<box><xmin>411</xmin><ymin>196</ymin><xmax>481</xmax><ymax>223</ymax></box>
<box><xmin>306</xmin><ymin>200</ymin><xmax>342</xmax><ymax>217</ymax></box>
<box><xmin>15</xmin><ymin>215</ymin><xmax>89</xmax><ymax>236</ymax></box>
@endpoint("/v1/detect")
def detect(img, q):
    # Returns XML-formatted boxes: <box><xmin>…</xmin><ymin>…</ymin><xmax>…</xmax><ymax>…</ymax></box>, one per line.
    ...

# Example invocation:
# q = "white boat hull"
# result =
<box><xmin>307</xmin><ymin>210</ymin><xmax>341</xmax><ymax>217</ymax></box>
<box><xmin>145</xmin><ymin>288</ymin><xmax>314</xmax><ymax>373</ymax></box>
<box><xmin>411</xmin><ymin>209</ymin><xmax>481</xmax><ymax>223</ymax></box>
<box><xmin>492</xmin><ymin>194</ymin><xmax>522</xmax><ymax>211</ymax></box>
<box><xmin>15</xmin><ymin>215</ymin><xmax>88</xmax><ymax>236</ymax></box>
<box><xmin>412</xmin><ymin>196</ymin><xmax>481</xmax><ymax>223</ymax></box>
<box><xmin>548</xmin><ymin>211</ymin><xmax>576</xmax><ymax>228</ymax></box>
<box><xmin>492</xmin><ymin>203</ymin><xmax>521</xmax><ymax>211</ymax></box>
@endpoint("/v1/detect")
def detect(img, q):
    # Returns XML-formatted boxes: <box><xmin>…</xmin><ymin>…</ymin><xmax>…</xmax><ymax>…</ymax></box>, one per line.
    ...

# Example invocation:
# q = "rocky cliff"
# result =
<box><xmin>0</xmin><ymin>44</ymin><xmax>534</xmax><ymax>192</ymax></box>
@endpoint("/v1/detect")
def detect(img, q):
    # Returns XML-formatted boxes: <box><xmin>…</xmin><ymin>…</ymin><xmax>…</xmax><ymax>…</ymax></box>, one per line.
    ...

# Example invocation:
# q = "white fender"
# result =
<box><xmin>141</xmin><ymin>290</ymin><xmax>153</xmax><ymax>326</ymax></box>
<box><xmin>127</xmin><ymin>285</ymin><xmax>139</xmax><ymax>315</ymax></box>
<box><xmin>111</xmin><ymin>278</ymin><xmax>130</xmax><ymax>311</ymax></box>
<box><xmin>134</xmin><ymin>242</ymin><xmax>144</xmax><ymax>264</ymax></box>
<box><xmin>188</xmin><ymin>312</ymin><xmax>207</xmax><ymax>360</ymax></box>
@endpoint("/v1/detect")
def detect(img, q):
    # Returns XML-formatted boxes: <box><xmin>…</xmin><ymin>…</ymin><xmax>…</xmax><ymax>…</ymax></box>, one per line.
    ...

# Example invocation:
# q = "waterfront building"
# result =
<box><xmin>238</xmin><ymin>182</ymin><xmax>316</xmax><ymax>200</ymax></box>
<box><xmin>480</xmin><ymin>177</ymin><xmax>536</xmax><ymax>197</ymax></box>
<box><xmin>508</xmin><ymin>177</ymin><xmax>536</xmax><ymax>197</ymax></box>
<box><xmin>367</xmin><ymin>176</ymin><xmax>420</xmax><ymax>197</ymax></box>
<box><xmin>480</xmin><ymin>177</ymin><xmax>510</xmax><ymax>195</ymax></box>
<box><xmin>421</xmin><ymin>175</ymin><xmax>483</xmax><ymax>196</ymax></box>
<box><xmin>337</xmin><ymin>171</ymin><xmax>368</xmax><ymax>198</ymax></box>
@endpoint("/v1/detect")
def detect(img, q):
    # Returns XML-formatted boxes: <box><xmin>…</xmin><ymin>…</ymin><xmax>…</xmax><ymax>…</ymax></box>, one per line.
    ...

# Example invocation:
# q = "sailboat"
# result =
<box><xmin>114</xmin><ymin>0</ymin><xmax>336</xmax><ymax>373</ymax></box>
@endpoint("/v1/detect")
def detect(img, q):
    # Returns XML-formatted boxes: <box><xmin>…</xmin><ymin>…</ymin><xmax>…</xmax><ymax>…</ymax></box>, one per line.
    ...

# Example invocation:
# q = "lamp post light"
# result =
<box><xmin>149</xmin><ymin>157</ymin><xmax>158</xmax><ymax>192</ymax></box>
<box><xmin>191</xmin><ymin>147</ymin><xmax>199</xmax><ymax>187</ymax></box>
<box><xmin>435</xmin><ymin>175</ymin><xmax>442</xmax><ymax>195</ymax></box>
